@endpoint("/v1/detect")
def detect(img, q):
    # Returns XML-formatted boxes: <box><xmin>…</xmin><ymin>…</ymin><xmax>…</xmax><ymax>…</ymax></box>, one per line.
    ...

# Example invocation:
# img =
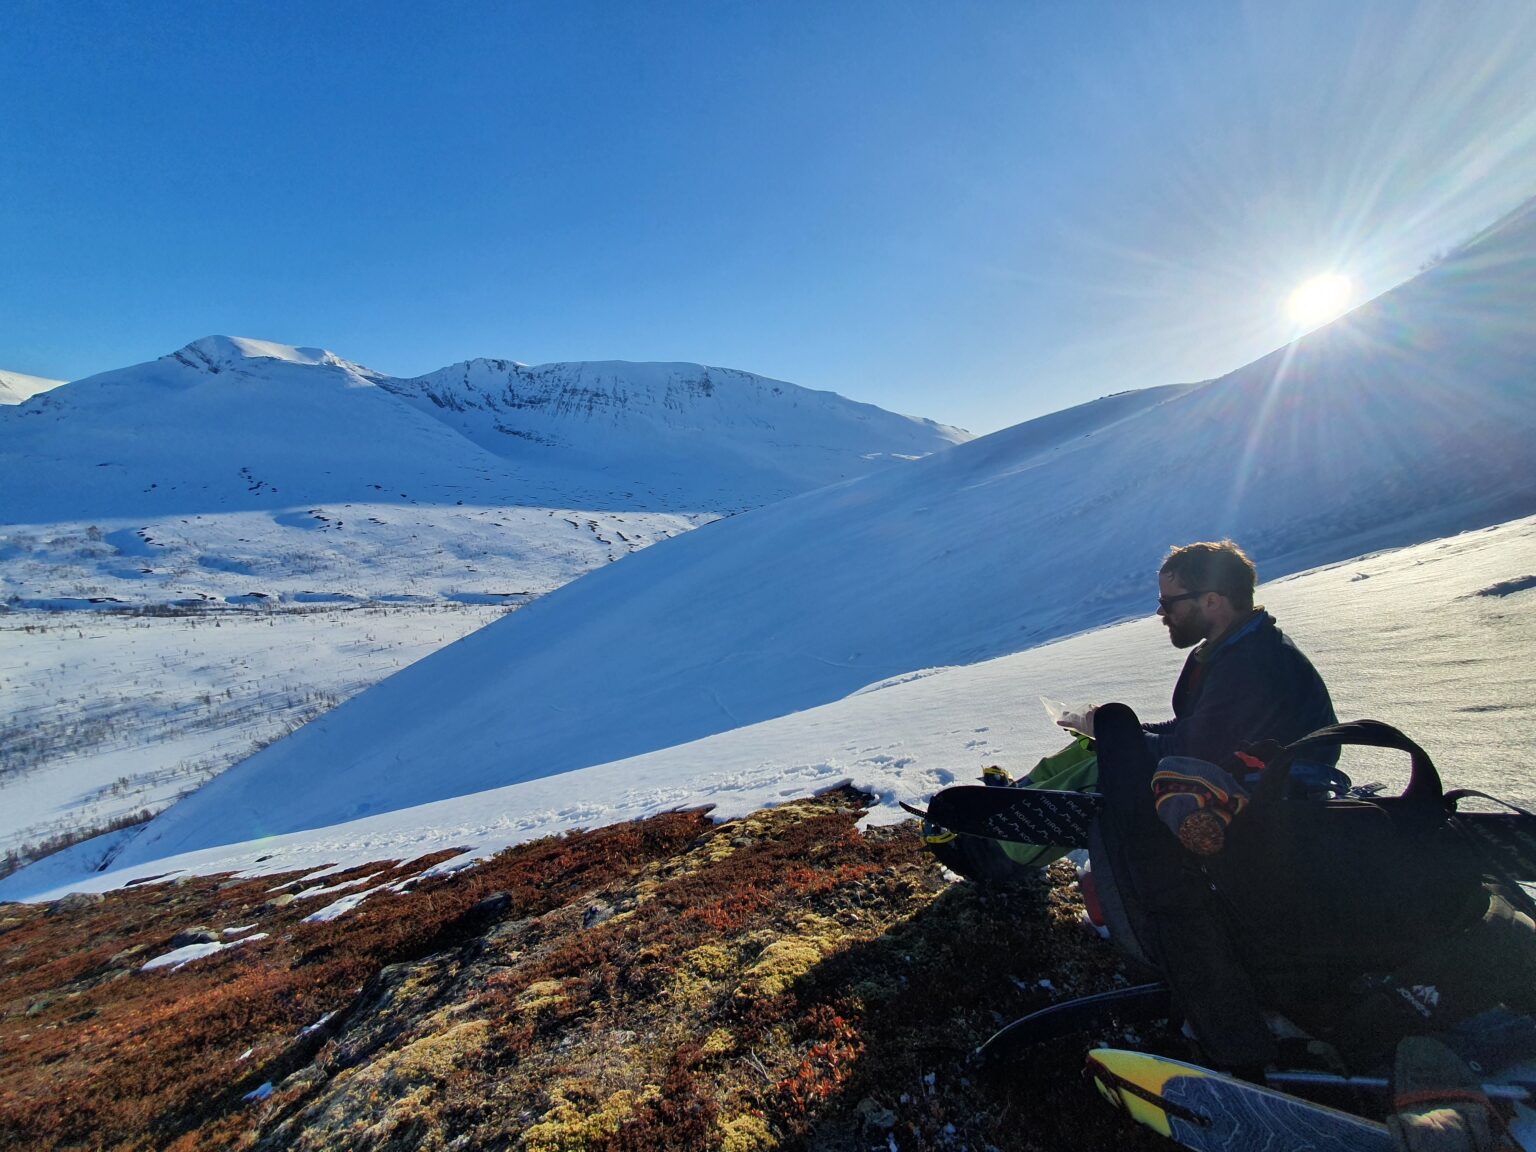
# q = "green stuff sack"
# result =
<box><xmin>1022</xmin><ymin>733</ymin><xmax>1098</xmax><ymax>790</ymax></box>
<box><xmin>998</xmin><ymin>735</ymin><xmax>1098</xmax><ymax>868</ymax></box>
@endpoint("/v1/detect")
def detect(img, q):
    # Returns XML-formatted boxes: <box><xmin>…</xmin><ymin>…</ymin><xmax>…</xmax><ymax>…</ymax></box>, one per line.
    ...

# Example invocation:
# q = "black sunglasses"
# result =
<box><xmin>1157</xmin><ymin>591</ymin><xmax>1206</xmax><ymax>612</ymax></box>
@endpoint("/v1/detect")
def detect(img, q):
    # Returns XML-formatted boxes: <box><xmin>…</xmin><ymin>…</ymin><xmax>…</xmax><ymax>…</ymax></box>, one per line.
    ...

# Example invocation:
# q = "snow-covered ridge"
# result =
<box><xmin>394</xmin><ymin>356</ymin><xmax>964</xmax><ymax>436</ymax></box>
<box><xmin>0</xmin><ymin>368</ymin><xmax>65</xmax><ymax>405</ymax></box>
<box><xmin>380</xmin><ymin>357</ymin><xmax>969</xmax><ymax>476</ymax></box>
<box><xmin>167</xmin><ymin>335</ymin><xmax>383</xmax><ymax>386</ymax></box>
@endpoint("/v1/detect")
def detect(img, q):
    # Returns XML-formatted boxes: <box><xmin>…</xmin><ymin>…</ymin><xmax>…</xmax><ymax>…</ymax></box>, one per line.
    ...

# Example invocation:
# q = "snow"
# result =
<box><xmin>105</xmin><ymin>301</ymin><xmax>1536</xmax><ymax>864</ymax></box>
<box><xmin>0</xmin><ymin>604</ymin><xmax>504</xmax><ymax>860</ymax></box>
<box><xmin>0</xmin><ymin>368</ymin><xmax>65</xmax><ymax>405</ymax></box>
<box><xmin>298</xmin><ymin>1011</ymin><xmax>336</xmax><ymax>1037</ymax></box>
<box><xmin>383</xmin><ymin>357</ymin><xmax>969</xmax><ymax>509</ymax></box>
<box><xmin>302</xmin><ymin>888</ymin><xmax>388</xmax><ymax>923</ymax></box>
<box><xmin>180</xmin><ymin>336</ymin><xmax>350</xmax><ymax>369</ymax></box>
<box><xmin>2</xmin><ymin>335</ymin><xmax>959</xmax><ymax>861</ymax></box>
<box><xmin>139</xmin><ymin>932</ymin><xmax>269</xmax><ymax>971</ymax></box>
<box><xmin>292</xmin><ymin>873</ymin><xmax>381</xmax><ymax>901</ymax></box>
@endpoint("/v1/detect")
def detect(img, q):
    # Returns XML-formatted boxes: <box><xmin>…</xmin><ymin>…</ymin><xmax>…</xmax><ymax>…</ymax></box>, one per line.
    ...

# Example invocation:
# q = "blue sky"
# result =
<box><xmin>3</xmin><ymin>1</ymin><xmax>1535</xmax><ymax>433</ymax></box>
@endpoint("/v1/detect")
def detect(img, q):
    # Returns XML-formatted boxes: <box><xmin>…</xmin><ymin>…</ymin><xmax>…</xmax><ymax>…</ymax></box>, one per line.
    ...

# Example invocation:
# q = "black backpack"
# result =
<box><xmin>1204</xmin><ymin>720</ymin><xmax>1518</xmax><ymax>996</ymax></box>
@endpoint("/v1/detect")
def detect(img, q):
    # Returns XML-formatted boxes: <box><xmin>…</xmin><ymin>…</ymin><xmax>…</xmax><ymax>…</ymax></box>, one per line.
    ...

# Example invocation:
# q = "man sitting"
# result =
<box><xmin>1073</xmin><ymin>540</ymin><xmax>1338</xmax><ymax>1073</ymax></box>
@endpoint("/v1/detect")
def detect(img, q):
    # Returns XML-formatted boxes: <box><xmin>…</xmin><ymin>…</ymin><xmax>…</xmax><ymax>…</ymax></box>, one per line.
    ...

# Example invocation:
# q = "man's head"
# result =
<box><xmin>1157</xmin><ymin>540</ymin><xmax>1256</xmax><ymax>649</ymax></box>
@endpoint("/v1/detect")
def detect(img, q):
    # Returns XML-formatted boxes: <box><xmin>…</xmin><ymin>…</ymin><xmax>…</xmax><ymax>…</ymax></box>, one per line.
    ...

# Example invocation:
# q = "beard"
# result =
<box><xmin>1165</xmin><ymin>612</ymin><xmax>1205</xmax><ymax>649</ymax></box>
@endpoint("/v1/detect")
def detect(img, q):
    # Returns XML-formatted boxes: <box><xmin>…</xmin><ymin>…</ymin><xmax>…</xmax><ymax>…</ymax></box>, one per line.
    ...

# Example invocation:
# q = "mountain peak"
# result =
<box><xmin>168</xmin><ymin>336</ymin><xmax>368</xmax><ymax>376</ymax></box>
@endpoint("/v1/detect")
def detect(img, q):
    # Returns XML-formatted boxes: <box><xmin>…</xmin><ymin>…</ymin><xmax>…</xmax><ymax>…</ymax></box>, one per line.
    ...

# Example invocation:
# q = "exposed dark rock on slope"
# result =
<box><xmin>0</xmin><ymin>790</ymin><xmax>1164</xmax><ymax>1151</ymax></box>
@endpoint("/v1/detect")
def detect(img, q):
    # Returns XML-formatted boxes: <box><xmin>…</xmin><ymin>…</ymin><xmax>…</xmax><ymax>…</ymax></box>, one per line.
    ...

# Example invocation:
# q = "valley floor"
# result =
<box><xmin>0</xmin><ymin>603</ymin><xmax>505</xmax><ymax>870</ymax></box>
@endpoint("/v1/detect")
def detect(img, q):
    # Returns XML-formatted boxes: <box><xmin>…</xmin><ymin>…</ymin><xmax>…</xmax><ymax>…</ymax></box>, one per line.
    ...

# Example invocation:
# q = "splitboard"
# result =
<box><xmin>1086</xmin><ymin>1048</ymin><xmax>1397</xmax><ymax>1152</ymax></box>
<box><xmin>908</xmin><ymin>786</ymin><xmax>1096</xmax><ymax>848</ymax></box>
<box><xmin>908</xmin><ymin>787</ymin><xmax>1536</xmax><ymax>880</ymax></box>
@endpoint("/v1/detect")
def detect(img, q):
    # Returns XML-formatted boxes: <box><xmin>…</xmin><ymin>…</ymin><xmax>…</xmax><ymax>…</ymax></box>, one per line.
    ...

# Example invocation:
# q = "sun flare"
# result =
<box><xmin>1285</xmin><ymin>273</ymin><xmax>1356</xmax><ymax>330</ymax></box>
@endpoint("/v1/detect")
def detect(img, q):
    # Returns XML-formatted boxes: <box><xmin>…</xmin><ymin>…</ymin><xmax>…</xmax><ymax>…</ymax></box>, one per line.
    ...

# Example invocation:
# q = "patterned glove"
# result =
<box><xmin>1151</xmin><ymin>756</ymin><xmax>1250</xmax><ymax>856</ymax></box>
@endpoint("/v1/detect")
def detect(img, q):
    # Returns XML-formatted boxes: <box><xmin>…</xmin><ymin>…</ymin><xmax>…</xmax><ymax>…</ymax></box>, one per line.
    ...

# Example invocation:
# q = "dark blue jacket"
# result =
<box><xmin>1142</xmin><ymin>610</ymin><xmax>1336</xmax><ymax>769</ymax></box>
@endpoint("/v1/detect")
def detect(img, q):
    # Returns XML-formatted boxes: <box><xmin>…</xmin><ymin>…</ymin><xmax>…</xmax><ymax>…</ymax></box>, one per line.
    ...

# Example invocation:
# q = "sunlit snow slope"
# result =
<box><xmin>0</xmin><ymin>368</ymin><xmax>64</xmax><ymax>405</ymax></box>
<box><xmin>113</xmin><ymin>200</ymin><xmax>1536</xmax><ymax>864</ymax></box>
<box><xmin>0</xmin><ymin>337</ymin><xmax>965</xmax><ymax>607</ymax></box>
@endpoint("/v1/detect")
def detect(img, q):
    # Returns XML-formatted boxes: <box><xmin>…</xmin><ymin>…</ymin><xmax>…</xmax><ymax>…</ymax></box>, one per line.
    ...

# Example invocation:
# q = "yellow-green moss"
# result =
<box><xmin>718</xmin><ymin>1111</ymin><xmax>777</xmax><ymax>1152</ymax></box>
<box><xmin>667</xmin><ymin>967</ymin><xmax>716</xmax><ymax>1008</ymax></box>
<box><xmin>700</xmin><ymin>1027</ymin><xmax>737</xmax><ymax>1057</ymax></box>
<box><xmin>517</xmin><ymin>979</ymin><xmax>568</xmax><ymax>1013</ymax></box>
<box><xmin>683</xmin><ymin>942</ymin><xmax>736</xmax><ymax>977</ymax></box>
<box><xmin>285</xmin><ymin>1019</ymin><xmax>492</xmax><ymax>1148</ymax></box>
<box><xmin>735</xmin><ymin>914</ymin><xmax>846</xmax><ymax>999</ymax></box>
<box><xmin>523</xmin><ymin>1088</ymin><xmax>650</xmax><ymax>1152</ymax></box>
<box><xmin>378</xmin><ymin>1018</ymin><xmax>491</xmax><ymax>1083</ymax></box>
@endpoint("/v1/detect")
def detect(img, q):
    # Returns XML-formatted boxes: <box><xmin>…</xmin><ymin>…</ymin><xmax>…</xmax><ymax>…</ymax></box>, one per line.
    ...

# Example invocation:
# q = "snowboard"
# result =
<box><xmin>1086</xmin><ymin>1047</ymin><xmax>1398</xmax><ymax>1151</ymax></box>
<box><xmin>902</xmin><ymin>786</ymin><xmax>1097</xmax><ymax>848</ymax></box>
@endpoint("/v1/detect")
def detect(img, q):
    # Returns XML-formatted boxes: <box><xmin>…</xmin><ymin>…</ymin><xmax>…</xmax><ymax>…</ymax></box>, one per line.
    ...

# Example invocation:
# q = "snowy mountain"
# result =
<box><xmin>0</xmin><ymin>336</ymin><xmax>966</xmax><ymax>608</ymax></box>
<box><xmin>0</xmin><ymin>368</ymin><xmax>64</xmax><ymax>405</ymax></box>
<box><xmin>102</xmin><ymin>198</ymin><xmax>1536</xmax><ymax>868</ymax></box>
<box><xmin>381</xmin><ymin>358</ymin><xmax>965</xmax><ymax>509</ymax></box>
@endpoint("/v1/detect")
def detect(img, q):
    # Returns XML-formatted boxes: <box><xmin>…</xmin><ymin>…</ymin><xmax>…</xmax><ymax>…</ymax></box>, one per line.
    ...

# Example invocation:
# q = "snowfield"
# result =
<box><xmin>0</xmin><ymin>603</ymin><xmax>505</xmax><ymax>861</ymax></box>
<box><xmin>101</xmin><ymin>307</ymin><xmax>1535</xmax><ymax>865</ymax></box>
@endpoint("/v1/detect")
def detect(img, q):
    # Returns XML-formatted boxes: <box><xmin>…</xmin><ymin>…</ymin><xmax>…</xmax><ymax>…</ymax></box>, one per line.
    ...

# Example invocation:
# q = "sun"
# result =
<box><xmin>1285</xmin><ymin>273</ymin><xmax>1356</xmax><ymax>330</ymax></box>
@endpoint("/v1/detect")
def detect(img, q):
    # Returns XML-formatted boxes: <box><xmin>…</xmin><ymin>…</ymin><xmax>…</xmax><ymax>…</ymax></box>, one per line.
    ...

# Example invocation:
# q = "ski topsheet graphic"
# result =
<box><xmin>1086</xmin><ymin>1048</ymin><xmax>1399</xmax><ymax>1151</ymax></box>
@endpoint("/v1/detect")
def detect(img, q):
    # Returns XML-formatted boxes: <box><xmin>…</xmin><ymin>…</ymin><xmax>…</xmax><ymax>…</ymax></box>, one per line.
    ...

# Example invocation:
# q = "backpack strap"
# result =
<box><xmin>1255</xmin><ymin>720</ymin><xmax>1444</xmax><ymax>806</ymax></box>
<box><xmin>1445</xmin><ymin>788</ymin><xmax>1536</xmax><ymax>818</ymax></box>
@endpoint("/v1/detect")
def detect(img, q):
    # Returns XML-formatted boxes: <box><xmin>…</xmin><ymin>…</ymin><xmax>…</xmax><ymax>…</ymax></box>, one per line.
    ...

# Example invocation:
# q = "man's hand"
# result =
<box><xmin>1056</xmin><ymin>705</ymin><xmax>1097</xmax><ymax>739</ymax></box>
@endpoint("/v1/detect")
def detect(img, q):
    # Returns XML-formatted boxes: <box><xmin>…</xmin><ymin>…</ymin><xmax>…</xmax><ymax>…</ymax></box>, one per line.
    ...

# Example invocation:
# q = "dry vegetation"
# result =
<box><xmin>0</xmin><ymin>788</ymin><xmax>1168</xmax><ymax>1151</ymax></box>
